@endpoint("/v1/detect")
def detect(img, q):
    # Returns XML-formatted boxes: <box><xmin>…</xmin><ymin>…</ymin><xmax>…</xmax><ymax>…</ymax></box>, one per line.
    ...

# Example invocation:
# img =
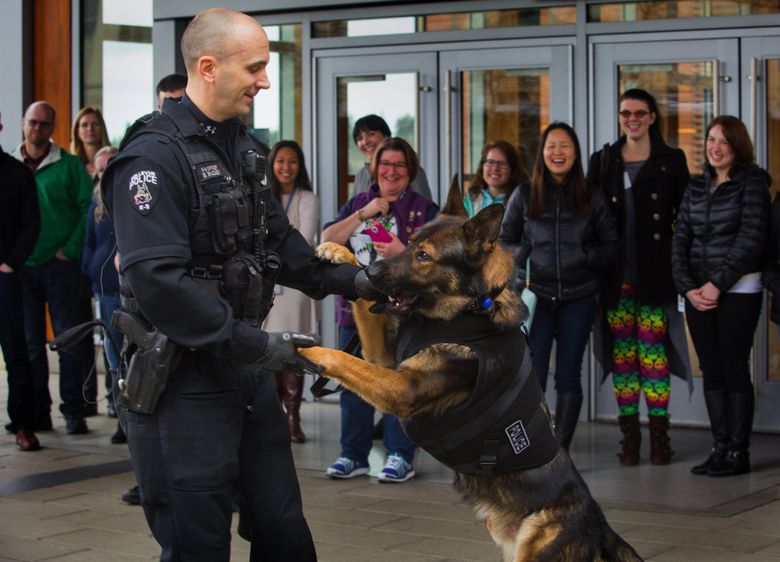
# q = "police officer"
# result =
<box><xmin>103</xmin><ymin>8</ymin><xmax>378</xmax><ymax>562</ymax></box>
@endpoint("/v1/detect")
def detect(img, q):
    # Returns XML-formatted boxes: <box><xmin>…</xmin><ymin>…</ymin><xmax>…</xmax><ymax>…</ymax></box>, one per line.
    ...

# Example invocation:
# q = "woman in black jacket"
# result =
<box><xmin>587</xmin><ymin>89</ymin><xmax>692</xmax><ymax>466</ymax></box>
<box><xmin>672</xmin><ymin>115</ymin><xmax>771</xmax><ymax>477</ymax></box>
<box><xmin>499</xmin><ymin>122</ymin><xmax>618</xmax><ymax>450</ymax></box>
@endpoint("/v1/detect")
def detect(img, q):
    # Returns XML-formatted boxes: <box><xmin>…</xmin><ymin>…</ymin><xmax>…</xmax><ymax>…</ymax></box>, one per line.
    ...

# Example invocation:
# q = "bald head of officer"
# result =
<box><xmin>180</xmin><ymin>8</ymin><xmax>271</xmax><ymax>122</ymax></box>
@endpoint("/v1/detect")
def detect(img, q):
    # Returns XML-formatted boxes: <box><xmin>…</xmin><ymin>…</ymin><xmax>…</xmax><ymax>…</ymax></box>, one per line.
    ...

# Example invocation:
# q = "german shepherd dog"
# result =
<box><xmin>298</xmin><ymin>181</ymin><xmax>642</xmax><ymax>562</ymax></box>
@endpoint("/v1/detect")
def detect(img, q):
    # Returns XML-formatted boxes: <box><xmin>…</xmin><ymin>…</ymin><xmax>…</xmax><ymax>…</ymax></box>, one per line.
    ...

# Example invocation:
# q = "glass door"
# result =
<box><xmin>440</xmin><ymin>45</ymin><xmax>573</xmax><ymax>191</ymax></box>
<box><xmin>592</xmin><ymin>38</ymin><xmax>740</xmax><ymax>425</ymax></box>
<box><xmin>742</xmin><ymin>36</ymin><xmax>780</xmax><ymax>432</ymax></box>
<box><xmin>314</xmin><ymin>50</ymin><xmax>438</xmax><ymax>349</ymax></box>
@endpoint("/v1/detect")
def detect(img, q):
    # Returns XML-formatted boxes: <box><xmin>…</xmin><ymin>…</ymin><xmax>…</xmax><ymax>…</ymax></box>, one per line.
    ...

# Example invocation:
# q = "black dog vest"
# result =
<box><xmin>396</xmin><ymin>313</ymin><xmax>560</xmax><ymax>475</ymax></box>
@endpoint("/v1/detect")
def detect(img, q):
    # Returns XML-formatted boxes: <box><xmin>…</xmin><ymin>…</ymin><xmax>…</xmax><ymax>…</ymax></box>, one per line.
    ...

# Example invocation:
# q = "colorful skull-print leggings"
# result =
<box><xmin>606</xmin><ymin>283</ymin><xmax>670</xmax><ymax>417</ymax></box>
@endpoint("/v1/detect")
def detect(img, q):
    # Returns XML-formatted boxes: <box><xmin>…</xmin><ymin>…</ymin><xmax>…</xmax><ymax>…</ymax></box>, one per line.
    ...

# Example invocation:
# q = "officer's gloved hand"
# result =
<box><xmin>258</xmin><ymin>332</ymin><xmax>323</xmax><ymax>377</ymax></box>
<box><xmin>354</xmin><ymin>269</ymin><xmax>384</xmax><ymax>301</ymax></box>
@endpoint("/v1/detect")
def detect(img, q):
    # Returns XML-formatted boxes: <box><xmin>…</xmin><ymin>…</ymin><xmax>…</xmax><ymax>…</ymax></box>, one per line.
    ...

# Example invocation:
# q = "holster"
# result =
<box><xmin>111</xmin><ymin>308</ymin><xmax>181</xmax><ymax>414</ymax></box>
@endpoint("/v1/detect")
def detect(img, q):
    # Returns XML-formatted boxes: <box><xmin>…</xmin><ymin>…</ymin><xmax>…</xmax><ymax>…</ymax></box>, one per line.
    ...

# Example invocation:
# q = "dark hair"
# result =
<box><xmin>369</xmin><ymin>137</ymin><xmax>419</xmax><ymax>184</ymax></box>
<box><xmin>352</xmin><ymin>114</ymin><xmax>392</xmax><ymax>144</ymax></box>
<box><xmin>155</xmin><ymin>73</ymin><xmax>188</xmax><ymax>96</ymax></box>
<box><xmin>619</xmin><ymin>88</ymin><xmax>663</xmax><ymax>140</ymax></box>
<box><xmin>468</xmin><ymin>140</ymin><xmax>526</xmax><ymax>200</ymax></box>
<box><xmin>704</xmin><ymin>115</ymin><xmax>756</xmax><ymax>179</ymax></box>
<box><xmin>528</xmin><ymin>122</ymin><xmax>590</xmax><ymax>218</ymax></box>
<box><xmin>268</xmin><ymin>140</ymin><xmax>313</xmax><ymax>201</ymax></box>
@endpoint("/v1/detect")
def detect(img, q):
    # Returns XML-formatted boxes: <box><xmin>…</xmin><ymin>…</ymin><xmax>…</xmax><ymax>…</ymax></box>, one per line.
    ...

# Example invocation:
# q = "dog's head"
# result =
<box><xmin>367</xmin><ymin>177</ymin><xmax>520</xmax><ymax>325</ymax></box>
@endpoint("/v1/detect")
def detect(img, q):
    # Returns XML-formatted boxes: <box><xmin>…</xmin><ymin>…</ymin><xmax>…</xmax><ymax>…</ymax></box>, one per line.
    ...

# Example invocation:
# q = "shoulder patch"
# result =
<box><xmin>127</xmin><ymin>170</ymin><xmax>160</xmax><ymax>216</ymax></box>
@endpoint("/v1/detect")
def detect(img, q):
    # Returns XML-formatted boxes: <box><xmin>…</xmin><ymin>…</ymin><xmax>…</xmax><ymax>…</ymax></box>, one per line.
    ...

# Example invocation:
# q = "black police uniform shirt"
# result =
<box><xmin>103</xmin><ymin>96</ymin><xmax>359</xmax><ymax>363</ymax></box>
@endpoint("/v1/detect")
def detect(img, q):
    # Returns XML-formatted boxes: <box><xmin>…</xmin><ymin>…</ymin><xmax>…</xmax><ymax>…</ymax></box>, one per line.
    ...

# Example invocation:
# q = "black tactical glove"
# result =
<box><xmin>354</xmin><ymin>268</ymin><xmax>384</xmax><ymax>301</ymax></box>
<box><xmin>258</xmin><ymin>332</ymin><xmax>323</xmax><ymax>376</ymax></box>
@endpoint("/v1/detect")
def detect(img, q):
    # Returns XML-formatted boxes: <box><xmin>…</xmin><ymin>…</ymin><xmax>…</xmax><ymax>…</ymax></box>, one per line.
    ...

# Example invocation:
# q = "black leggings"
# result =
<box><xmin>685</xmin><ymin>292</ymin><xmax>763</xmax><ymax>394</ymax></box>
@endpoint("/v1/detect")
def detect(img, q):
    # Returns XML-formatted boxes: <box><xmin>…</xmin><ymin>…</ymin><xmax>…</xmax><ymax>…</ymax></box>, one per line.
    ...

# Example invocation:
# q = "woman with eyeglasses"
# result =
<box><xmin>499</xmin><ymin>122</ymin><xmax>618</xmax><ymax>451</ymax></box>
<box><xmin>587</xmin><ymin>88</ymin><xmax>692</xmax><ymax>467</ymax></box>
<box><xmin>464</xmin><ymin>140</ymin><xmax>527</xmax><ymax>218</ymax></box>
<box><xmin>673</xmin><ymin>116</ymin><xmax>770</xmax><ymax>476</ymax></box>
<box><xmin>321</xmin><ymin>137</ymin><xmax>438</xmax><ymax>483</ymax></box>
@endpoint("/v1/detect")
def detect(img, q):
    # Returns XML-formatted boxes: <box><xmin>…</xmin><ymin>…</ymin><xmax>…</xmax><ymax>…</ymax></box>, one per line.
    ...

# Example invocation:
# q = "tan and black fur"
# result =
<box><xmin>298</xmin><ymin>180</ymin><xmax>642</xmax><ymax>562</ymax></box>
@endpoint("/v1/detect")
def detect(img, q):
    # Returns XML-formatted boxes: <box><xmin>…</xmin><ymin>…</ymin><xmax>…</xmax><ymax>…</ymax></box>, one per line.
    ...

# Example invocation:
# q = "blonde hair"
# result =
<box><xmin>92</xmin><ymin>146</ymin><xmax>117</xmax><ymax>222</ymax></box>
<box><xmin>70</xmin><ymin>107</ymin><xmax>110</xmax><ymax>165</ymax></box>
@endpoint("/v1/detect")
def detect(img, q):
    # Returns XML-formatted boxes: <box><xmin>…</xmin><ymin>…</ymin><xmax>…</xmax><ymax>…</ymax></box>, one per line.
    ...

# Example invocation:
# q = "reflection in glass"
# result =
<box><xmin>102</xmin><ymin>0</ymin><xmax>152</xmax><ymax>27</ymax></box>
<box><xmin>102</xmin><ymin>41</ymin><xmax>153</xmax><ymax>145</ymax></box>
<box><xmin>460</xmin><ymin>68</ymin><xmax>549</xmax><ymax>191</ymax></box>
<box><xmin>252</xmin><ymin>24</ymin><xmax>302</xmax><ymax>147</ymax></box>
<box><xmin>766</xmin><ymin>59</ymin><xmax>780</xmax><ymax>382</ymax></box>
<box><xmin>335</xmin><ymin>73</ymin><xmax>418</xmax><ymax>205</ymax></box>
<box><xmin>312</xmin><ymin>6</ymin><xmax>575</xmax><ymax>38</ymax></box>
<box><xmin>589</xmin><ymin>1</ymin><xmax>780</xmax><ymax>22</ymax></box>
<box><xmin>618</xmin><ymin>62</ymin><xmax>714</xmax><ymax>175</ymax></box>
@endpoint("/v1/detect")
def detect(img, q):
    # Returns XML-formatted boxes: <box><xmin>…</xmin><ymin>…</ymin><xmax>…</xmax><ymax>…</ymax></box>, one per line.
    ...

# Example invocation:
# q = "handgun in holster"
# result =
<box><xmin>111</xmin><ymin>308</ymin><xmax>181</xmax><ymax>414</ymax></box>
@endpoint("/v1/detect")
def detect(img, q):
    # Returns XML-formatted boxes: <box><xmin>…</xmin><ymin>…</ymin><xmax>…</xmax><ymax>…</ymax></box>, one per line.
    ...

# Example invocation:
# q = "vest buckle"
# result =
<box><xmin>477</xmin><ymin>439</ymin><xmax>500</xmax><ymax>475</ymax></box>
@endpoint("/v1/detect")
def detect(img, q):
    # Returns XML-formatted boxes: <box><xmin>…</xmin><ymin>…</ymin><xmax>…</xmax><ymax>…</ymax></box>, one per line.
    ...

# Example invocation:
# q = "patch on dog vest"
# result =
<box><xmin>505</xmin><ymin>419</ymin><xmax>531</xmax><ymax>455</ymax></box>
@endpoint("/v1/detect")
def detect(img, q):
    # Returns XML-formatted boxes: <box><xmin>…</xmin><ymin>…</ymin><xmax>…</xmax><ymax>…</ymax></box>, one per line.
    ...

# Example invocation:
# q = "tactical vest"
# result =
<box><xmin>396</xmin><ymin>313</ymin><xmax>560</xmax><ymax>475</ymax></box>
<box><xmin>119</xmin><ymin>110</ymin><xmax>266</xmax><ymax>266</ymax></box>
<box><xmin>116</xmin><ymin>109</ymin><xmax>277</xmax><ymax>325</ymax></box>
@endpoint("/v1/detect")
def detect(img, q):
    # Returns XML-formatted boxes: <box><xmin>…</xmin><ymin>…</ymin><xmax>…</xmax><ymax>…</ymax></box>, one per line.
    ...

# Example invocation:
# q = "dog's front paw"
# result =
<box><xmin>315</xmin><ymin>242</ymin><xmax>360</xmax><ymax>266</ymax></box>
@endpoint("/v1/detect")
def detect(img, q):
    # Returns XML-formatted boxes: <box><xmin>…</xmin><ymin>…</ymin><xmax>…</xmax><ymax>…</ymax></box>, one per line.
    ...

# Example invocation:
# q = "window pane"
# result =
<box><xmin>461</xmin><ymin>68</ymin><xmax>549</xmax><ymax>190</ymax></box>
<box><xmin>102</xmin><ymin>0</ymin><xmax>152</xmax><ymax>27</ymax></box>
<box><xmin>102</xmin><ymin>41</ymin><xmax>153</xmax><ymax>145</ymax></box>
<box><xmin>251</xmin><ymin>24</ymin><xmax>302</xmax><ymax>147</ymax></box>
<box><xmin>589</xmin><ymin>1</ymin><xmax>780</xmax><ymax>23</ymax></box>
<box><xmin>312</xmin><ymin>6</ymin><xmax>575</xmax><ymax>38</ymax></box>
<box><xmin>618</xmin><ymin>62</ymin><xmax>715</xmax><ymax>175</ymax></box>
<box><xmin>336</xmin><ymin>73</ymin><xmax>419</xmax><ymax>205</ymax></box>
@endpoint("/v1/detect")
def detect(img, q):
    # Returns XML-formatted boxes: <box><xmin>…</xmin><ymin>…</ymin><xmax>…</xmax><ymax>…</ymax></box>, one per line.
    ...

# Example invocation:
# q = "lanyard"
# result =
<box><xmin>283</xmin><ymin>187</ymin><xmax>298</xmax><ymax>216</ymax></box>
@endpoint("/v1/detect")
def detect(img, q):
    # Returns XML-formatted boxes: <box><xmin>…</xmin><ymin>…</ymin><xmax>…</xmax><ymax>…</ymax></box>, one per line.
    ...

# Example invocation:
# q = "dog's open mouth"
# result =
<box><xmin>387</xmin><ymin>292</ymin><xmax>419</xmax><ymax>314</ymax></box>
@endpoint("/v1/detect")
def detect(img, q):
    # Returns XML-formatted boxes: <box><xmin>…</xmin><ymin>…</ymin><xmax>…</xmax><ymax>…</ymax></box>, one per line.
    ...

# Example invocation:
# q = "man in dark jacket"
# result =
<box><xmin>0</xmin><ymin>111</ymin><xmax>42</xmax><ymax>451</ymax></box>
<box><xmin>103</xmin><ymin>9</ymin><xmax>378</xmax><ymax>561</ymax></box>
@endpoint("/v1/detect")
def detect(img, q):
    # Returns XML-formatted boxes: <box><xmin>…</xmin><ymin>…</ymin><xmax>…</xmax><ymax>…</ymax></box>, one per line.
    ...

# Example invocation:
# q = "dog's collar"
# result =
<box><xmin>467</xmin><ymin>285</ymin><xmax>506</xmax><ymax>316</ymax></box>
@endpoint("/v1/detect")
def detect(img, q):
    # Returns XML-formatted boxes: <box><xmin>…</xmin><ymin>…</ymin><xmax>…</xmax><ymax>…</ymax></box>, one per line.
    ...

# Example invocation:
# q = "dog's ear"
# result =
<box><xmin>440</xmin><ymin>174</ymin><xmax>468</xmax><ymax>219</ymax></box>
<box><xmin>462</xmin><ymin>204</ymin><xmax>505</xmax><ymax>263</ymax></box>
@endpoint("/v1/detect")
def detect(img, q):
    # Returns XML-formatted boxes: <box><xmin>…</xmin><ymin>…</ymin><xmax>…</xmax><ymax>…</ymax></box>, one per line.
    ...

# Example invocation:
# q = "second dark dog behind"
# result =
<box><xmin>299</xmin><ymin>180</ymin><xmax>642</xmax><ymax>562</ymax></box>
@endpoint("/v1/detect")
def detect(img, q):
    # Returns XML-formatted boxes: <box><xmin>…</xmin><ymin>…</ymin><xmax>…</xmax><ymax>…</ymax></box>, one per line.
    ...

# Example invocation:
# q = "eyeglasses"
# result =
<box><xmin>618</xmin><ymin>110</ymin><xmax>651</xmax><ymax>119</ymax></box>
<box><xmin>378</xmin><ymin>160</ymin><xmax>408</xmax><ymax>171</ymax></box>
<box><xmin>26</xmin><ymin>118</ymin><xmax>53</xmax><ymax>129</ymax></box>
<box><xmin>483</xmin><ymin>159</ymin><xmax>509</xmax><ymax>169</ymax></box>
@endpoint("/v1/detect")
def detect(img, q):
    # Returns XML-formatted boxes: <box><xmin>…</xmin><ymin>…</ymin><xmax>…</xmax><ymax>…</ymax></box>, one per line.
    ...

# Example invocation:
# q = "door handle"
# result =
<box><xmin>711</xmin><ymin>59</ymin><xmax>720</xmax><ymax>118</ymax></box>
<box><xmin>444</xmin><ymin>70</ymin><xmax>453</xmax><ymax>192</ymax></box>
<box><xmin>749</xmin><ymin>57</ymin><xmax>759</xmax><ymax>145</ymax></box>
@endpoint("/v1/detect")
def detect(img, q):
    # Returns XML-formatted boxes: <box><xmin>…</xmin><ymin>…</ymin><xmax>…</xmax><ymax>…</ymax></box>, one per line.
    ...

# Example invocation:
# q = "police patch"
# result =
<box><xmin>128</xmin><ymin>170</ymin><xmax>160</xmax><ymax>215</ymax></box>
<box><xmin>505</xmin><ymin>419</ymin><xmax>531</xmax><ymax>455</ymax></box>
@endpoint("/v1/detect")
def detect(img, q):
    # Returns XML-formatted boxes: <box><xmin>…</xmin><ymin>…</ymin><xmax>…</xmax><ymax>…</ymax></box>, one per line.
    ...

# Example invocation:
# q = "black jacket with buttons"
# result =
<box><xmin>587</xmin><ymin>135</ymin><xmax>690</xmax><ymax>309</ymax></box>
<box><xmin>498</xmin><ymin>176</ymin><xmax>619</xmax><ymax>302</ymax></box>
<box><xmin>673</xmin><ymin>166</ymin><xmax>771</xmax><ymax>295</ymax></box>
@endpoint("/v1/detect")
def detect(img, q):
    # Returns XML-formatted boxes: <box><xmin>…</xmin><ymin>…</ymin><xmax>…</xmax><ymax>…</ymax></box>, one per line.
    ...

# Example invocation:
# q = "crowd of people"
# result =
<box><xmin>0</xmin><ymin>6</ymin><xmax>777</xmax><ymax>560</ymax></box>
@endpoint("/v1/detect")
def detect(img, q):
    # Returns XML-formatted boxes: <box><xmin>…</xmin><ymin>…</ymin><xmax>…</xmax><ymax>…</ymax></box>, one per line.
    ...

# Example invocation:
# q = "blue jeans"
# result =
<box><xmin>98</xmin><ymin>293</ymin><xmax>123</xmax><ymax>372</ymax></box>
<box><xmin>21</xmin><ymin>258</ymin><xmax>87</xmax><ymax>418</ymax></box>
<box><xmin>0</xmin><ymin>270</ymin><xmax>36</xmax><ymax>430</ymax></box>
<box><xmin>337</xmin><ymin>325</ymin><xmax>416</xmax><ymax>464</ymax></box>
<box><xmin>529</xmin><ymin>294</ymin><xmax>597</xmax><ymax>394</ymax></box>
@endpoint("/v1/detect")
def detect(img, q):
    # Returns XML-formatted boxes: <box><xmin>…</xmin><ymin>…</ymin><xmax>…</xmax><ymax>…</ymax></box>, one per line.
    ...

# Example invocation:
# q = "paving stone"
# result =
<box><xmin>305</xmin><ymin>503</ymin><xmax>406</xmax><ymax>527</ymax></box>
<box><xmin>0</xmin><ymin>497</ymin><xmax>81</xmax><ymax>519</ymax></box>
<box><xmin>309</xmin><ymin>519</ymin><xmax>421</xmax><ymax>550</ymax></box>
<box><xmin>603</xmin><ymin>508</ymin><xmax>734</xmax><ymax>530</ymax></box>
<box><xmin>0</xmin><ymin>512</ymin><xmax>79</xmax><ymax>540</ymax></box>
<box><xmin>374</xmin><ymin>514</ymin><xmax>491</xmax><ymax>542</ymax></box>
<box><xmin>42</xmin><ymin>549</ymin><xmax>150</xmax><ymax>561</ymax></box>
<box><xmin>42</xmin><ymin>527</ymin><xmax>159</xmax><ymax>558</ymax></box>
<box><xmin>648</xmin><ymin>546</ymin><xmax>780</xmax><ymax>561</ymax></box>
<box><xmin>392</xmin><ymin>535</ymin><xmax>499</xmax><ymax>561</ymax></box>
<box><xmin>622</xmin><ymin>524</ymin><xmax>779</xmax><ymax>552</ymax></box>
<box><xmin>0</xmin><ymin>532</ymin><xmax>82</xmax><ymax>561</ymax></box>
<box><xmin>49</xmin><ymin>509</ymin><xmax>152</xmax><ymax>536</ymax></box>
<box><xmin>359</xmin><ymin>498</ymin><xmax>479</xmax><ymax>522</ymax></box>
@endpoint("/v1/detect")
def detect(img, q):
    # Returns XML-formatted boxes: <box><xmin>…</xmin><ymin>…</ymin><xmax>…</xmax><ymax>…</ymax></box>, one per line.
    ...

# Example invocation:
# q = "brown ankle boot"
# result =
<box><xmin>617</xmin><ymin>413</ymin><xmax>641</xmax><ymax>466</ymax></box>
<box><xmin>283</xmin><ymin>372</ymin><xmax>306</xmax><ymax>443</ymax></box>
<box><xmin>649</xmin><ymin>415</ymin><xmax>673</xmax><ymax>465</ymax></box>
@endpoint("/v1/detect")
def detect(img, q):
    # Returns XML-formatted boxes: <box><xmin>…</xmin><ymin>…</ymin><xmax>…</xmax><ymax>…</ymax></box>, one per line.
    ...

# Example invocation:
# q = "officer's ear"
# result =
<box><xmin>197</xmin><ymin>55</ymin><xmax>218</xmax><ymax>84</ymax></box>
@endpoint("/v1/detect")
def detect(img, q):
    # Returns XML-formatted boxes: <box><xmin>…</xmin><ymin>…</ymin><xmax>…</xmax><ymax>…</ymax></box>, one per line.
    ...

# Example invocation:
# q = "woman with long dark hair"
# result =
<box><xmin>499</xmin><ymin>122</ymin><xmax>618</xmax><ymax>450</ymax></box>
<box><xmin>262</xmin><ymin>140</ymin><xmax>319</xmax><ymax>443</ymax></box>
<box><xmin>673</xmin><ymin>116</ymin><xmax>770</xmax><ymax>476</ymax></box>
<box><xmin>588</xmin><ymin>88</ymin><xmax>692</xmax><ymax>466</ymax></box>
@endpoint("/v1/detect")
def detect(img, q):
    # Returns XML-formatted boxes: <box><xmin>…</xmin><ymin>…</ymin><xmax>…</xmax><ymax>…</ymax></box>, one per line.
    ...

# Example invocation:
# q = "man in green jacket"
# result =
<box><xmin>12</xmin><ymin>101</ymin><xmax>93</xmax><ymax>435</ymax></box>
